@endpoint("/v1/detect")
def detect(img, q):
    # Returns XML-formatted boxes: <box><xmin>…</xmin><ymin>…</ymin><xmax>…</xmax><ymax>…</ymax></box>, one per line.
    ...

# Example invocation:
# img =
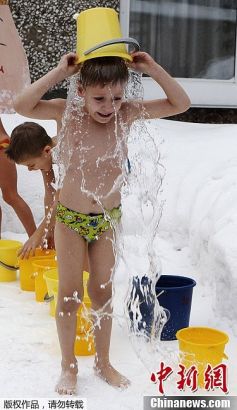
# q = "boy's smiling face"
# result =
<box><xmin>79</xmin><ymin>82</ymin><xmax>126</xmax><ymax>124</ymax></box>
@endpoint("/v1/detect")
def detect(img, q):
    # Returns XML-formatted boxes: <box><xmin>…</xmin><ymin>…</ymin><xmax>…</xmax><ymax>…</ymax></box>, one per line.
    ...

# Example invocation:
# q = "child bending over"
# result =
<box><xmin>6</xmin><ymin>121</ymin><xmax>56</xmax><ymax>257</ymax></box>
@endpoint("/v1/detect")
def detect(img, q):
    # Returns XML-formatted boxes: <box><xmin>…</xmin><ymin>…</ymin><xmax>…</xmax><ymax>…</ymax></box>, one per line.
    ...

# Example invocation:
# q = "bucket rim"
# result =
<box><xmin>78</xmin><ymin>7</ymin><xmax>119</xmax><ymax>17</ymax></box>
<box><xmin>156</xmin><ymin>274</ymin><xmax>196</xmax><ymax>291</ymax></box>
<box><xmin>77</xmin><ymin>51</ymin><xmax>132</xmax><ymax>64</ymax></box>
<box><xmin>0</xmin><ymin>239</ymin><xmax>23</xmax><ymax>248</ymax></box>
<box><xmin>30</xmin><ymin>250</ymin><xmax>56</xmax><ymax>257</ymax></box>
<box><xmin>176</xmin><ymin>326</ymin><xmax>229</xmax><ymax>346</ymax></box>
<box><xmin>32</xmin><ymin>258</ymin><xmax>57</xmax><ymax>267</ymax></box>
<box><xmin>19</xmin><ymin>249</ymin><xmax>56</xmax><ymax>261</ymax></box>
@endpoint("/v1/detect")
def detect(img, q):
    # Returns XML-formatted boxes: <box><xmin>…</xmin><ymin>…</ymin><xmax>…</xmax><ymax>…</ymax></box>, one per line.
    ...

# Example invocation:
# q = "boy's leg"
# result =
<box><xmin>0</xmin><ymin>151</ymin><xmax>36</xmax><ymax>237</ymax></box>
<box><xmin>55</xmin><ymin>221</ymin><xmax>87</xmax><ymax>395</ymax></box>
<box><xmin>88</xmin><ymin>229</ymin><xmax>130</xmax><ymax>388</ymax></box>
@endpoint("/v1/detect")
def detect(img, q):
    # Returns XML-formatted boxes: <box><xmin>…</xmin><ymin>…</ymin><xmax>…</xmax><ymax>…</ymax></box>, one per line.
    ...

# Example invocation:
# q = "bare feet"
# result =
<box><xmin>94</xmin><ymin>362</ymin><xmax>130</xmax><ymax>389</ymax></box>
<box><xmin>55</xmin><ymin>369</ymin><xmax>77</xmax><ymax>395</ymax></box>
<box><xmin>55</xmin><ymin>362</ymin><xmax>78</xmax><ymax>395</ymax></box>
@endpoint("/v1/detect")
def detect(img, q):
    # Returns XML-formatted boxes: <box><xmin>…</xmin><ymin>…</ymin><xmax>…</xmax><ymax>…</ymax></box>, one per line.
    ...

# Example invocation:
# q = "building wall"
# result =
<box><xmin>9</xmin><ymin>0</ymin><xmax>119</xmax><ymax>94</ymax></box>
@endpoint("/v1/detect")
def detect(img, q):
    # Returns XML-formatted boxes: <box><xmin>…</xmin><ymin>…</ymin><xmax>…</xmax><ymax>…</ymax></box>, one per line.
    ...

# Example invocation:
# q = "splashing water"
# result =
<box><xmin>116</xmin><ymin>71</ymin><xmax>175</xmax><ymax>372</ymax></box>
<box><xmin>50</xmin><ymin>68</ymin><xmax>176</xmax><ymax>379</ymax></box>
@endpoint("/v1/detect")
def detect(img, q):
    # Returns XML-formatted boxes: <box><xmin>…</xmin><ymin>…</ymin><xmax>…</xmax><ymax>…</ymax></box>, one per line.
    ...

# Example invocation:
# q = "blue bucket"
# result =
<box><xmin>155</xmin><ymin>275</ymin><xmax>196</xmax><ymax>341</ymax></box>
<box><xmin>127</xmin><ymin>276</ymin><xmax>156</xmax><ymax>338</ymax></box>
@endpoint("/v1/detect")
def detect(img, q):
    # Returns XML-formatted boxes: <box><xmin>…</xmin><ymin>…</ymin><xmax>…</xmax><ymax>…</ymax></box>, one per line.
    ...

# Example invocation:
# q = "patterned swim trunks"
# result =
<box><xmin>55</xmin><ymin>202</ymin><xmax>122</xmax><ymax>243</ymax></box>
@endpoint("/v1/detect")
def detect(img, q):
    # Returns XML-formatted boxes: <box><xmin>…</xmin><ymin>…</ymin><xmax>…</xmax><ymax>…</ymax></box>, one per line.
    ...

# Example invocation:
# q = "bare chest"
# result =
<box><xmin>68</xmin><ymin>118</ymin><xmax>127</xmax><ymax>174</ymax></box>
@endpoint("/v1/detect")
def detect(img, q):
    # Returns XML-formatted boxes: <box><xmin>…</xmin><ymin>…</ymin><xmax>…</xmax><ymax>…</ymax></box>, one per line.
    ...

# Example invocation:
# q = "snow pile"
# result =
<box><xmin>1</xmin><ymin>114</ymin><xmax>237</xmax><ymax>400</ymax></box>
<box><xmin>150</xmin><ymin>120</ymin><xmax>237</xmax><ymax>324</ymax></box>
<box><xmin>1</xmin><ymin>115</ymin><xmax>237</xmax><ymax>324</ymax></box>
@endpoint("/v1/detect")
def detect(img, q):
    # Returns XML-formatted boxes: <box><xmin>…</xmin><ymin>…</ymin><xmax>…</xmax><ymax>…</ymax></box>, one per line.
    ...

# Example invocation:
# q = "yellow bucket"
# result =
<box><xmin>74</xmin><ymin>7</ymin><xmax>139</xmax><ymax>63</ymax></box>
<box><xmin>43</xmin><ymin>268</ymin><xmax>58</xmax><ymax>316</ymax></box>
<box><xmin>75</xmin><ymin>272</ymin><xmax>95</xmax><ymax>355</ymax></box>
<box><xmin>76</xmin><ymin>294</ymin><xmax>93</xmax><ymax>334</ymax></box>
<box><xmin>32</xmin><ymin>259</ymin><xmax>58</xmax><ymax>302</ymax></box>
<box><xmin>45</xmin><ymin>269</ymin><xmax>92</xmax><ymax>326</ymax></box>
<box><xmin>0</xmin><ymin>239</ymin><xmax>22</xmax><ymax>282</ymax></box>
<box><xmin>75</xmin><ymin>332</ymin><xmax>95</xmax><ymax>356</ymax></box>
<box><xmin>44</xmin><ymin>268</ymin><xmax>95</xmax><ymax>355</ymax></box>
<box><xmin>19</xmin><ymin>248</ymin><xmax>56</xmax><ymax>291</ymax></box>
<box><xmin>176</xmin><ymin>327</ymin><xmax>229</xmax><ymax>387</ymax></box>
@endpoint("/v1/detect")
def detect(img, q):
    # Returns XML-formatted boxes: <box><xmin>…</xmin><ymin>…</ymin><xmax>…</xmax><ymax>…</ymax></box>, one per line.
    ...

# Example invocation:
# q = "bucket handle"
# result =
<box><xmin>44</xmin><ymin>293</ymin><xmax>54</xmax><ymax>303</ymax></box>
<box><xmin>208</xmin><ymin>348</ymin><xmax>228</xmax><ymax>361</ymax></box>
<box><xmin>0</xmin><ymin>259</ymin><xmax>19</xmax><ymax>271</ymax></box>
<box><xmin>84</xmin><ymin>37</ymin><xmax>140</xmax><ymax>56</ymax></box>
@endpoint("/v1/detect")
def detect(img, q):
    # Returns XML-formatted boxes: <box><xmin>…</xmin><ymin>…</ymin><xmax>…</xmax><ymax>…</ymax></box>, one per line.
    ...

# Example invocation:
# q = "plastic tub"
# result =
<box><xmin>32</xmin><ymin>259</ymin><xmax>58</xmax><ymax>302</ymax></box>
<box><xmin>19</xmin><ymin>248</ymin><xmax>56</xmax><ymax>291</ymax></box>
<box><xmin>74</xmin><ymin>332</ymin><xmax>95</xmax><ymax>356</ymax></box>
<box><xmin>156</xmin><ymin>275</ymin><xmax>196</xmax><ymax>340</ymax></box>
<box><xmin>0</xmin><ymin>239</ymin><xmax>22</xmax><ymax>282</ymax></box>
<box><xmin>176</xmin><ymin>327</ymin><xmax>229</xmax><ymax>387</ymax></box>
<box><xmin>74</xmin><ymin>7</ymin><xmax>134</xmax><ymax>63</ymax></box>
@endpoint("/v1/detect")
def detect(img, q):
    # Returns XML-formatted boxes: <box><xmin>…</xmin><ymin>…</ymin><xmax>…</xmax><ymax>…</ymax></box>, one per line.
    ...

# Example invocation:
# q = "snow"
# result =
<box><xmin>0</xmin><ymin>113</ymin><xmax>237</xmax><ymax>406</ymax></box>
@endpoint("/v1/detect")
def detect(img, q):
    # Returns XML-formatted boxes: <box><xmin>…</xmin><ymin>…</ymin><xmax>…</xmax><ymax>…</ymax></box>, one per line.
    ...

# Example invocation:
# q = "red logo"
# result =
<box><xmin>151</xmin><ymin>362</ymin><xmax>228</xmax><ymax>394</ymax></box>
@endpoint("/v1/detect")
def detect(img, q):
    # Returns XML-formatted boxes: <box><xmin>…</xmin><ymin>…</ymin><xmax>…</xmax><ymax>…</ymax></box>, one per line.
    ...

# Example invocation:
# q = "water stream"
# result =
<box><xmin>48</xmin><ymin>67</ymin><xmax>177</xmax><ymax>377</ymax></box>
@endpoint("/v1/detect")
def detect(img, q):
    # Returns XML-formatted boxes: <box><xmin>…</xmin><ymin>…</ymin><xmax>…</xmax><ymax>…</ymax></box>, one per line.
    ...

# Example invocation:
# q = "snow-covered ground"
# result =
<box><xmin>0</xmin><ymin>114</ymin><xmax>237</xmax><ymax>407</ymax></box>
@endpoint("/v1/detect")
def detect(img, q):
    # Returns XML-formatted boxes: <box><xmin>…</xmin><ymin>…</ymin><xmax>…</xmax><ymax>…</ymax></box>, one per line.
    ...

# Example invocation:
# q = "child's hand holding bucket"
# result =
<box><xmin>56</xmin><ymin>52</ymin><xmax>80</xmax><ymax>80</ymax></box>
<box><xmin>18</xmin><ymin>223</ymin><xmax>55</xmax><ymax>259</ymax></box>
<box><xmin>128</xmin><ymin>51</ymin><xmax>158</xmax><ymax>75</ymax></box>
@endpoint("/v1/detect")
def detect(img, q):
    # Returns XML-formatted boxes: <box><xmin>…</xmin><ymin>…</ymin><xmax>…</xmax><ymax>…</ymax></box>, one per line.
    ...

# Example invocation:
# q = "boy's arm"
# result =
<box><xmin>41</xmin><ymin>168</ymin><xmax>56</xmax><ymax>215</ymax></box>
<box><xmin>41</xmin><ymin>169</ymin><xmax>56</xmax><ymax>249</ymax></box>
<box><xmin>127</xmin><ymin>52</ymin><xmax>191</xmax><ymax>121</ymax></box>
<box><xmin>18</xmin><ymin>190</ymin><xmax>60</xmax><ymax>259</ymax></box>
<box><xmin>14</xmin><ymin>52</ymin><xmax>79</xmax><ymax>121</ymax></box>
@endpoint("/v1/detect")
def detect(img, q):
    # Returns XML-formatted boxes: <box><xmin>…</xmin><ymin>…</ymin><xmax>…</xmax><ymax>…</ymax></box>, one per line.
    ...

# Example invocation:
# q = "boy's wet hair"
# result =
<box><xmin>79</xmin><ymin>57</ymin><xmax>129</xmax><ymax>88</ymax></box>
<box><xmin>6</xmin><ymin>122</ymin><xmax>52</xmax><ymax>163</ymax></box>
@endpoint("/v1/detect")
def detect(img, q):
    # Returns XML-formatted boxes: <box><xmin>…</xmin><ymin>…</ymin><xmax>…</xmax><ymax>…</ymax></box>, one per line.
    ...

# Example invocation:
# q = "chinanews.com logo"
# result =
<box><xmin>150</xmin><ymin>361</ymin><xmax>228</xmax><ymax>394</ymax></box>
<box><xmin>144</xmin><ymin>361</ymin><xmax>234</xmax><ymax>410</ymax></box>
<box><xmin>144</xmin><ymin>396</ymin><xmax>233</xmax><ymax>409</ymax></box>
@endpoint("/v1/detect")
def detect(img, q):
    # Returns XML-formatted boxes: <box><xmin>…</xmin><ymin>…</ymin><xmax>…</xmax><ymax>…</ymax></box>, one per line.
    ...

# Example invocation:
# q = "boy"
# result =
<box><xmin>14</xmin><ymin>51</ymin><xmax>190</xmax><ymax>395</ymax></box>
<box><xmin>5</xmin><ymin>122</ymin><xmax>56</xmax><ymax>257</ymax></box>
<box><xmin>6</xmin><ymin>122</ymin><xmax>90</xmax><ymax>273</ymax></box>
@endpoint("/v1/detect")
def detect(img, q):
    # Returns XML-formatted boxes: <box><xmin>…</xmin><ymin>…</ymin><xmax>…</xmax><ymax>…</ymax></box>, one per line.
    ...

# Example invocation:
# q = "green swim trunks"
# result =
<box><xmin>56</xmin><ymin>202</ymin><xmax>122</xmax><ymax>243</ymax></box>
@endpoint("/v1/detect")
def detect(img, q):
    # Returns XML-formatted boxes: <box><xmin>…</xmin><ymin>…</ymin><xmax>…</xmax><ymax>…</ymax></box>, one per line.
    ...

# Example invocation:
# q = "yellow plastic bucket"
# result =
<box><xmin>75</xmin><ymin>272</ymin><xmax>95</xmax><ymax>355</ymax></box>
<box><xmin>45</xmin><ymin>268</ymin><xmax>95</xmax><ymax>355</ymax></box>
<box><xmin>0</xmin><ymin>239</ymin><xmax>22</xmax><ymax>282</ymax></box>
<box><xmin>76</xmin><ymin>295</ymin><xmax>92</xmax><ymax>334</ymax></box>
<box><xmin>176</xmin><ymin>327</ymin><xmax>229</xmax><ymax>387</ymax></box>
<box><xmin>32</xmin><ymin>259</ymin><xmax>58</xmax><ymax>302</ymax></box>
<box><xmin>19</xmin><ymin>248</ymin><xmax>56</xmax><ymax>291</ymax></box>
<box><xmin>44</xmin><ymin>269</ymin><xmax>91</xmax><ymax>320</ymax></box>
<box><xmin>75</xmin><ymin>332</ymin><xmax>95</xmax><ymax>356</ymax></box>
<box><xmin>74</xmin><ymin>7</ymin><xmax>139</xmax><ymax>63</ymax></box>
<box><xmin>44</xmin><ymin>268</ymin><xmax>58</xmax><ymax>316</ymax></box>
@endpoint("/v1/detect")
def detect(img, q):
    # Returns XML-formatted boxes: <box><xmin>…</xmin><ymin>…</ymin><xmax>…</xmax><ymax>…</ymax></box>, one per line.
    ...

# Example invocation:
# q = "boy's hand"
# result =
<box><xmin>56</xmin><ymin>52</ymin><xmax>79</xmax><ymax>79</ymax></box>
<box><xmin>128</xmin><ymin>51</ymin><xmax>158</xmax><ymax>76</ymax></box>
<box><xmin>18</xmin><ymin>226</ymin><xmax>47</xmax><ymax>259</ymax></box>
